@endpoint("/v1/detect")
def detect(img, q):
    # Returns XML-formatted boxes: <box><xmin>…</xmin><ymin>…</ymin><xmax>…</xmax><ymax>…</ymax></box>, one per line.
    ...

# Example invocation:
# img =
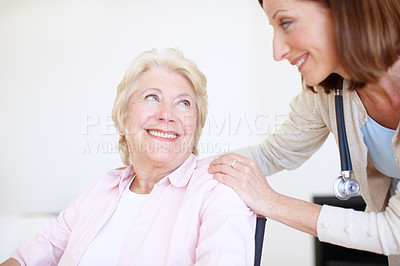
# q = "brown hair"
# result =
<box><xmin>258</xmin><ymin>0</ymin><xmax>400</xmax><ymax>93</ymax></box>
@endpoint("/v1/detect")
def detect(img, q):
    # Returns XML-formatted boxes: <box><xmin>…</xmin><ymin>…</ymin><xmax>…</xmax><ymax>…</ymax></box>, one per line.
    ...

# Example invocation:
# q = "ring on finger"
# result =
<box><xmin>230</xmin><ymin>159</ymin><xmax>238</xmax><ymax>168</ymax></box>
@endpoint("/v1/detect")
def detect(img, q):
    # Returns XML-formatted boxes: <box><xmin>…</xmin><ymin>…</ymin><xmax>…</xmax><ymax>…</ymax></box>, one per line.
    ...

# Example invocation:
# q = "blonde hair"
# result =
<box><xmin>112</xmin><ymin>48</ymin><xmax>208</xmax><ymax>166</ymax></box>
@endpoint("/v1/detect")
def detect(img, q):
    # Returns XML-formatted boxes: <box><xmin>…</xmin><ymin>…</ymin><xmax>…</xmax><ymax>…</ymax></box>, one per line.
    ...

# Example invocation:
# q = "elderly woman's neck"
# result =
<box><xmin>129</xmin><ymin>162</ymin><xmax>179</xmax><ymax>194</ymax></box>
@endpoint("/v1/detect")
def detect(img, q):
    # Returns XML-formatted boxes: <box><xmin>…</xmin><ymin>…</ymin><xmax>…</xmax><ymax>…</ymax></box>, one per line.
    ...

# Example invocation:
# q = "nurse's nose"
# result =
<box><xmin>272</xmin><ymin>33</ymin><xmax>289</xmax><ymax>61</ymax></box>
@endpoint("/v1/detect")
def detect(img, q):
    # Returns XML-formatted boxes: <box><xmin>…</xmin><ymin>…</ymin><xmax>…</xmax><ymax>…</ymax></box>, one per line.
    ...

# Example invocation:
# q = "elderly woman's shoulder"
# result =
<box><xmin>190</xmin><ymin>157</ymin><xmax>225</xmax><ymax>188</ymax></box>
<box><xmin>194</xmin><ymin>157</ymin><xmax>214</xmax><ymax>175</ymax></box>
<box><xmin>191</xmin><ymin>157</ymin><xmax>250</xmax><ymax>207</ymax></box>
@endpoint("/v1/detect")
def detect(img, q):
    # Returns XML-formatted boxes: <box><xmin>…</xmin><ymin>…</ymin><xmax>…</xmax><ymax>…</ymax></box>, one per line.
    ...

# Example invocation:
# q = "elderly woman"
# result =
<box><xmin>2</xmin><ymin>48</ymin><xmax>256</xmax><ymax>266</ymax></box>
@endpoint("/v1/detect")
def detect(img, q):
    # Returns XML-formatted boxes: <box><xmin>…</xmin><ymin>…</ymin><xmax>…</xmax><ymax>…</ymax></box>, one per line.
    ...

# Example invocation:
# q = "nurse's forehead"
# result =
<box><xmin>264</xmin><ymin>0</ymin><xmax>312</xmax><ymax>20</ymax></box>
<box><xmin>262</xmin><ymin>0</ymin><xmax>291</xmax><ymax>17</ymax></box>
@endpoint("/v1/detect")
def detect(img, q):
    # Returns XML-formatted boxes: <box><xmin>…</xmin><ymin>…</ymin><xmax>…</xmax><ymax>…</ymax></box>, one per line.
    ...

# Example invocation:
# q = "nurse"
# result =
<box><xmin>209</xmin><ymin>0</ymin><xmax>400</xmax><ymax>264</ymax></box>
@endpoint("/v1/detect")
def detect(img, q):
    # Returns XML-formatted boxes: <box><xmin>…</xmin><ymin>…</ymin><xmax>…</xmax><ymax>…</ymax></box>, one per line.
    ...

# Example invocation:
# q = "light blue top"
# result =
<box><xmin>361</xmin><ymin>116</ymin><xmax>400</xmax><ymax>196</ymax></box>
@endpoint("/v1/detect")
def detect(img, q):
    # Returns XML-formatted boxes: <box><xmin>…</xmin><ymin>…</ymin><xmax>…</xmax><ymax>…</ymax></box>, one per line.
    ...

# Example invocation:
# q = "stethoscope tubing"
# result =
<box><xmin>334</xmin><ymin>82</ymin><xmax>352</xmax><ymax>172</ymax></box>
<box><xmin>333</xmin><ymin>78</ymin><xmax>360</xmax><ymax>200</ymax></box>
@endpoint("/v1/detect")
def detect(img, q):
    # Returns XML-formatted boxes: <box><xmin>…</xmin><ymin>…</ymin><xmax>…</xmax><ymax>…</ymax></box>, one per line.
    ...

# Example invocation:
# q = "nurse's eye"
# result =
<box><xmin>179</xmin><ymin>100</ymin><xmax>191</xmax><ymax>107</ymax></box>
<box><xmin>279</xmin><ymin>20</ymin><xmax>293</xmax><ymax>30</ymax></box>
<box><xmin>145</xmin><ymin>94</ymin><xmax>159</xmax><ymax>102</ymax></box>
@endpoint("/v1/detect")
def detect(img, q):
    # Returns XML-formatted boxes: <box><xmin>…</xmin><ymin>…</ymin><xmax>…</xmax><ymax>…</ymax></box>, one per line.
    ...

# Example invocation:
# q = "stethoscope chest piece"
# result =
<box><xmin>333</xmin><ymin>174</ymin><xmax>360</xmax><ymax>200</ymax></box>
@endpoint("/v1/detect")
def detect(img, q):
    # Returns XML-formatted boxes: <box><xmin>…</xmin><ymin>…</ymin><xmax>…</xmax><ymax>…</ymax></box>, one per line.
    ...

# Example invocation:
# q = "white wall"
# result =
<box><xmin>0</xmin><ymin>0</ymin><xmax>341</xmax><ymax>265</ymax></box>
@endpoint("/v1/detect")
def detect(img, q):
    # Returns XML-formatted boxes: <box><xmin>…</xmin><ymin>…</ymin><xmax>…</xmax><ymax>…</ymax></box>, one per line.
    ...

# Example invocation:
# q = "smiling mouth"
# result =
<box><xmin>295</xmin><ymin>58</ymin><xmax>305</xmax><ymax>68</ymax></box>
<box><xmin>147</xmin><ymin>129</ymin><xmax>179</xmax><ymax>139</ymax></box>
<box><xmin>292</xmin><ymin>53</ymin><xmax>309</xmax><ymax>70</ymax></box>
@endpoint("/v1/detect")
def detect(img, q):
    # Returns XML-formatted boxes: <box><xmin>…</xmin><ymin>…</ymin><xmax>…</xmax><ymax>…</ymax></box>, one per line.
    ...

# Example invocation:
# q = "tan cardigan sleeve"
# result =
<box><xmin>317</xmin><ymin>188</ymin><xmax>400</xmax><ymax>256</ymax></box>
<box><xmin>235</xmin><ymin>87</ymin><xmax>330</xmax><ymax>176</ymax></box>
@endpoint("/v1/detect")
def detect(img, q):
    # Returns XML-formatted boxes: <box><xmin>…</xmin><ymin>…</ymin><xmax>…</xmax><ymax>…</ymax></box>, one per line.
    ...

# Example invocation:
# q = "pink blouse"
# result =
<box><xmin>11</xmin><ymin>154</ymin><xmax>256</xmax><ymax>265</ymax></box>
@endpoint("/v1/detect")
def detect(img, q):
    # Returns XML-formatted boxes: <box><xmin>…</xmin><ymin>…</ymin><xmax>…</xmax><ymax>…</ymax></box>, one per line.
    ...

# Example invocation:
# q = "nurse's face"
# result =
<box><xmin>263</xmin><ymin>0</ymin><xmax>348</xmax><ymax>85</ymax></box>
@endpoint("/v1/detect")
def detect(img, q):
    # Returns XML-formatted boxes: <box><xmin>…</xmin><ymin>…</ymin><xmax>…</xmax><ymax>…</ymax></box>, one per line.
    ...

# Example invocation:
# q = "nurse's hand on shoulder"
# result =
<box><xmin>208</xmin><ymin>153</ymin><xmax>274</xmax><ymax>217</ymax></box>
<box><xmin>209</xmin><ymin>153</ymin><xmax>321</xmax><ymax>237</ymax></box>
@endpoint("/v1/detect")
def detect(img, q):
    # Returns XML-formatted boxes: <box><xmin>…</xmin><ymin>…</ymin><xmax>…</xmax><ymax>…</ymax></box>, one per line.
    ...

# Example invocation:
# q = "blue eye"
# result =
<box><xmin>179</xmin><ymin>100</ymin><xmax>191</xmax><ymax>107</ymax></box>
<box><xmin>279</xmin><ymin>20</ymin><xmax>292</xmax><ymax>30</ymax></box>
<box><xmin>145</xmin><ymin>94</ymin><xmax>159</xmax><ymax>101</ymax></box>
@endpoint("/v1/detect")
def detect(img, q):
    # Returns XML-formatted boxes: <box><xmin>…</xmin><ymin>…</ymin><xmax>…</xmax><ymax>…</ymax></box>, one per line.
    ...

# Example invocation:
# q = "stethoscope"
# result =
<box><xmin>333</xmin><ymin>78</ymin><xmax>360</xmax><ymax>200</ymax></box>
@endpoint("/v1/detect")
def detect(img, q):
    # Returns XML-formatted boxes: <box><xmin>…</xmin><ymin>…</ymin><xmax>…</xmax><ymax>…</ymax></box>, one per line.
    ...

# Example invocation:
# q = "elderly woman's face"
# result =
<box><xmin>123</xmin><ymin>68</ymin><xmax>197</xmax><ymax>165</ymax></box>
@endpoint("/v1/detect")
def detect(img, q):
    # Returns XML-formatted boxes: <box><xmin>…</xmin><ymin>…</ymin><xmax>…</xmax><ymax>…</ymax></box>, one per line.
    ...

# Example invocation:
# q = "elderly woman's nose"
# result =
<box><xmin>156</xmin><ymin>105</ymin><xmax>176</xmax><ymax>122</ymax></box>
<box><xmin>272</xmin><ymin>33</ymin><xmax>289</xmax><ymax>61</ymax></box>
